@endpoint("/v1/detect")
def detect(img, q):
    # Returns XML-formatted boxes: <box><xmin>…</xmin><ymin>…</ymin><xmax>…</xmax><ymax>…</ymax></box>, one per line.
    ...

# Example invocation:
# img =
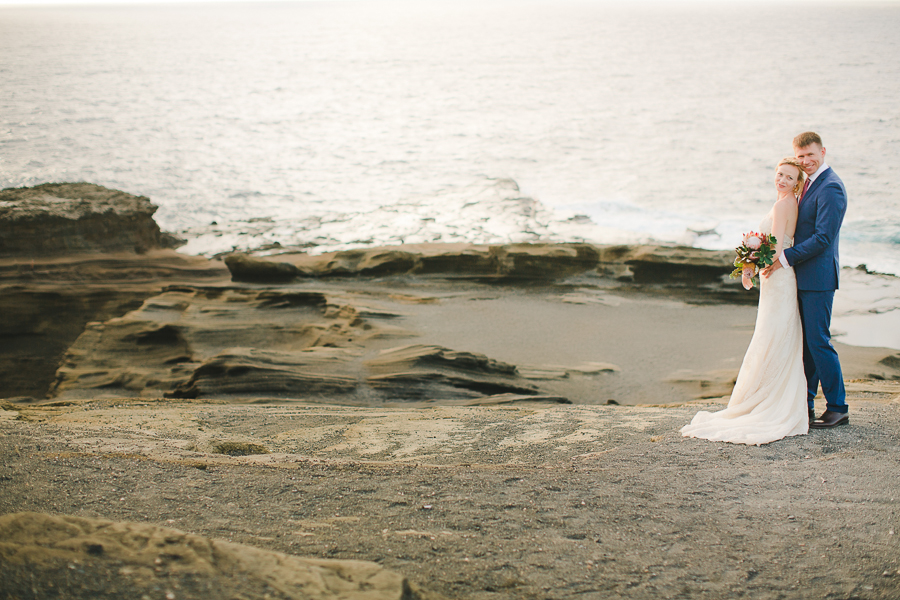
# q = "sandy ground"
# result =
<box><xmin>2</xmin><ymin>383</ymin><xmax>899</xmax><ymax>599</ymax></box>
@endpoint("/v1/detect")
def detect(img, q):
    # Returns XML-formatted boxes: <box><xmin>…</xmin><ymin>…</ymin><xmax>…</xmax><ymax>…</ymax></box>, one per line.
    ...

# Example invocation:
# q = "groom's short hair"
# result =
<box><xmin>793</xmin><ymin>131</ymin><xmax>823</xmax><ymax>148</ymax></box>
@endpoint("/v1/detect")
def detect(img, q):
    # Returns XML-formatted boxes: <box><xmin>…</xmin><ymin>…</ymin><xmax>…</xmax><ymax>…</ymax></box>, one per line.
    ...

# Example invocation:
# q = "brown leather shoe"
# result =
<box><xmin>810</xmin><ymin>410</ymin><xmax>849</xmax><ymax>429</ymax></box>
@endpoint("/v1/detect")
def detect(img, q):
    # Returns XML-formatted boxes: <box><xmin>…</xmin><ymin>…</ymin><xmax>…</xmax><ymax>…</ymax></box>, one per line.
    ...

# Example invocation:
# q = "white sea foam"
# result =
<box><xmin>178</xmin><ymin>177</ymin><xmax>648</xmax><ymax>257</ymax></box>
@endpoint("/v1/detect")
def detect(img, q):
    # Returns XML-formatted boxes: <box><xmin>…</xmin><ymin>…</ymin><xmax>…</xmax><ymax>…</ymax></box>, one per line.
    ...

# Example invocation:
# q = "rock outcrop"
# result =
<box><xmin>0</xmin><ymin>251</ymin><xmax>229</xmax><ymax>399</ymax></box>
<box><xmin>621</xmin><ymin>245</ymin><xmax>737</xmax><ymax>283</ymax></box>
<box><xmin>0</xmin><ymin>182</ymin><xmax>180</xmax><ymax>256</ymax></box>
<box><xmin>365</xmin><ymin>344</ymin><xmax>538</xmax><ymax>400</ymax></box>
<box><xmin>49</xmin><ymin>286</ymin><xmax>349</xmax><ymax>399</ymax></box>
<box><xmin>223</xmin><ymin>252</ymin><xmax>303</xmax><ymax>283</ymax></box>
<box><xmin>0</xmin><ymin>512</ymin><xmax>442</xmax><ymax>600</ymax></box>
<box><xmin>225</xmin><ymin>243</ymin><xmax>735</xmax><ymax>284</ymax></box>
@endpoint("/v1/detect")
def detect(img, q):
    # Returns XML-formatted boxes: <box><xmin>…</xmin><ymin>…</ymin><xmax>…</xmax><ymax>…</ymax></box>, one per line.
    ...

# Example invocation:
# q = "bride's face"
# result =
<box><xmin>775</xmin><ymin>164</ymin><xmax>801</xmax><ymax>195</ymax></box>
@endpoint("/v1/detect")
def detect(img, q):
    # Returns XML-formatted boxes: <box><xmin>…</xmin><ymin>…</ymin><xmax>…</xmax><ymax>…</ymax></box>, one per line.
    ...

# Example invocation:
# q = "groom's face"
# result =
<box><xmin>794</xmin><ymin>143</ymin><xmax>826</xmax><ymax>176</ymax></box>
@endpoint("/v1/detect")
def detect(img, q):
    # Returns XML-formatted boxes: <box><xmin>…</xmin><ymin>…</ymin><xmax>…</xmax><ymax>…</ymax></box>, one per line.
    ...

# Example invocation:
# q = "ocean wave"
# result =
<box><xmin>177</xmin><ymin>177</ymin><xmax>647</xmax><ymax>257</ymax></box>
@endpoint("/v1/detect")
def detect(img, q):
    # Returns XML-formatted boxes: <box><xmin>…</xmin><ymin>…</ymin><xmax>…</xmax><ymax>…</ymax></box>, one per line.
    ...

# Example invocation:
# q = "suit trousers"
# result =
<box><xmin>798</xmin><ymin>290</ymin><xmax>847</xmax><ymax>413</ymax></box>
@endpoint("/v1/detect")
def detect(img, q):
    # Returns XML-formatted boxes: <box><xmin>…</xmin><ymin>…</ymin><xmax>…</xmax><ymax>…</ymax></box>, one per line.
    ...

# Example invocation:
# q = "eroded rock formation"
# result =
<box><xmin>0</xmin><ymin>252</ymin><xmax>228</xmax><ymax>399</ymax></box>
<box><xmin>49</xmin><ymin>285</ymin><xmax>562</xmax><ymax>403</ymax></box>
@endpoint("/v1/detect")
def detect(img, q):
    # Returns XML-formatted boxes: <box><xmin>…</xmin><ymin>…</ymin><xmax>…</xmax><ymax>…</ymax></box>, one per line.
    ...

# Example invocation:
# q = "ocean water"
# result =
<box><xmin>2</xmin><ymin>0</ymin><xmax>899</xmax><ymax>275</ymax></box>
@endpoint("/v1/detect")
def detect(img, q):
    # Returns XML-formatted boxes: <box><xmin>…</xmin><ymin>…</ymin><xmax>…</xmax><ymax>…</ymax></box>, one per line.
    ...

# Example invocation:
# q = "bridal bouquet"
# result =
<box><xmin>730</xmin><ymin>231</ymin><xmax>777</xmax><ymax>288</ymax></box>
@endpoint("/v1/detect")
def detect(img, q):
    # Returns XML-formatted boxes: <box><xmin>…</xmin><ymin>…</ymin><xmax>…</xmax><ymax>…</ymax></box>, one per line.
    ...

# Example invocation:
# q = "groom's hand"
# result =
<box><xmin>761</xmin><ymin>261</ymin><xmax>782</xmax><ymax>278</ymax></box>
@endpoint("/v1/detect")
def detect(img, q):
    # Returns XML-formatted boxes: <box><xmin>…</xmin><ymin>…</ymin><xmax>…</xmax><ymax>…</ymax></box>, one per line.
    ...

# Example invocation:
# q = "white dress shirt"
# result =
<box><xmin>778</xmin><ymin>162</ymin><xmax>829</xmax><ymax>268</ymax></box>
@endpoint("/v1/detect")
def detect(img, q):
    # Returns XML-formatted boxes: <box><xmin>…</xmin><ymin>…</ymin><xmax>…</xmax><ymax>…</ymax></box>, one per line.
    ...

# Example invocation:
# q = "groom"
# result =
<box><xmin>762</xmin><ymin>132</ymin><xmax>848</xmax><ymax>428</ymax></box>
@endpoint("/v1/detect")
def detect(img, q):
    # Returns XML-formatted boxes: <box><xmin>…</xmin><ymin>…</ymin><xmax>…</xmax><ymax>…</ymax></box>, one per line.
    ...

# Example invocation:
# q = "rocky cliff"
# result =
<box><xmin>0</xmin><ymin>182</ymin><xmax>180</xmax><ymax>256</ymax></box>
<box><xmin>0</xmin><ymin>182</ymin><xmax>226</xmax><ymax>398</ymax></box>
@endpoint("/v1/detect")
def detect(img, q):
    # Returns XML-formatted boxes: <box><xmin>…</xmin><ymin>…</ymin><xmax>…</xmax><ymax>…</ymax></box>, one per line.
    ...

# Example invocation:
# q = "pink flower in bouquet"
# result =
<box><xmin>744</xmin><ymin>234</ymin><xmax>763</xmax><ymax>250</ymax></box>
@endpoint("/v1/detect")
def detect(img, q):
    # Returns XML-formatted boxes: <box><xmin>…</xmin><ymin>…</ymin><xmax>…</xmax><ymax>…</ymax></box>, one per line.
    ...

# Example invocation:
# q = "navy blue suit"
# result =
<box><xmin>782</xmin><ymin>166</ymin><xmax>848</xmax><ymax>413</ymax></box>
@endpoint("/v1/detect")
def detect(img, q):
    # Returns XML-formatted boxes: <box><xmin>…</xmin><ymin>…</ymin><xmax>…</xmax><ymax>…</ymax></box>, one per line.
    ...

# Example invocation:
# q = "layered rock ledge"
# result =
<box><xmin>225</xmin><ymin>242</ymin><xmax>738</xmax><ymax>286</ymax></box>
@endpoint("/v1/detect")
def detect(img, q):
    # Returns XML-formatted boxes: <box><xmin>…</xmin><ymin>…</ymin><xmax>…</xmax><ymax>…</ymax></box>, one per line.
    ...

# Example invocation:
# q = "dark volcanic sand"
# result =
<box><xmin>2</xmin><ymin>391</ymin><xmax>899</xmax><ymax>599</ymax></box>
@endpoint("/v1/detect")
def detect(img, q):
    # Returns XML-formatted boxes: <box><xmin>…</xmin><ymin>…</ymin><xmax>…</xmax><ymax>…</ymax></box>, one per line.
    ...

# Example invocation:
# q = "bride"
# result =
<box><xmin>681</xmin><ymin>157</ymin><xmax>809</xmax><ymax>445</ymax></box>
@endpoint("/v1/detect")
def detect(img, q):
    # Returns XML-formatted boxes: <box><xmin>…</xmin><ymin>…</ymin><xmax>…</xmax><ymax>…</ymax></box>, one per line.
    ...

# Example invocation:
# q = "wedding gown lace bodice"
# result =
<box><xmin>680</xmin><ymin>210</ymin><xmax>808</xmax><ymax>445</ymax></box>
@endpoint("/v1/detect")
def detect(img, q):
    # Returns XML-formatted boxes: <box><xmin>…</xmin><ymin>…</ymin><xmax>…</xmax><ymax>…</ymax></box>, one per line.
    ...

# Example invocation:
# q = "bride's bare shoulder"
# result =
<box><xmin>774</xmin><ymin>197</ymin><xmax>798</xmax><ymax>215</ymax></box>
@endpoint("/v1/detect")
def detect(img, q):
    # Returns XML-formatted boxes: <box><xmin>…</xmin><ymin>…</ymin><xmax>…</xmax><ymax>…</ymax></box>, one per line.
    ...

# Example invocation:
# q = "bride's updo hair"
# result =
<box><xmin>777</xmin><ymin>157</ymin><xmax>806</xmax><ymax>196</ymax></box>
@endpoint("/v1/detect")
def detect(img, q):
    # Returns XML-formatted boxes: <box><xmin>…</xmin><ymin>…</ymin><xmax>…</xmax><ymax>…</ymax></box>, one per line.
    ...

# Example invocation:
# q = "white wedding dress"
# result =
<box><xmin>681</xmin><ymin>211</ymin><xmax>809</xmax><ymax>445</ymax></box>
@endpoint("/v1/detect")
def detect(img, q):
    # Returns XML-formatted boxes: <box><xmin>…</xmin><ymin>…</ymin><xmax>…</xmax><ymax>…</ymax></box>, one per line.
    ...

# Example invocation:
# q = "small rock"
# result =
<box><xmin>224</xmin><ymin>253</ymin><xmax>302</xmax><ymax>283</ymax></box>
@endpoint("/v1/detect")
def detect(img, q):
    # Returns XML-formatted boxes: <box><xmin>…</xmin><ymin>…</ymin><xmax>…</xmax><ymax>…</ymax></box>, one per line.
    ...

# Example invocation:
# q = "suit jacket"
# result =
<box><xmin>783</xmin><ymin>166</ymin><xmax>847</xmax><ymax>291</ymax></box>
